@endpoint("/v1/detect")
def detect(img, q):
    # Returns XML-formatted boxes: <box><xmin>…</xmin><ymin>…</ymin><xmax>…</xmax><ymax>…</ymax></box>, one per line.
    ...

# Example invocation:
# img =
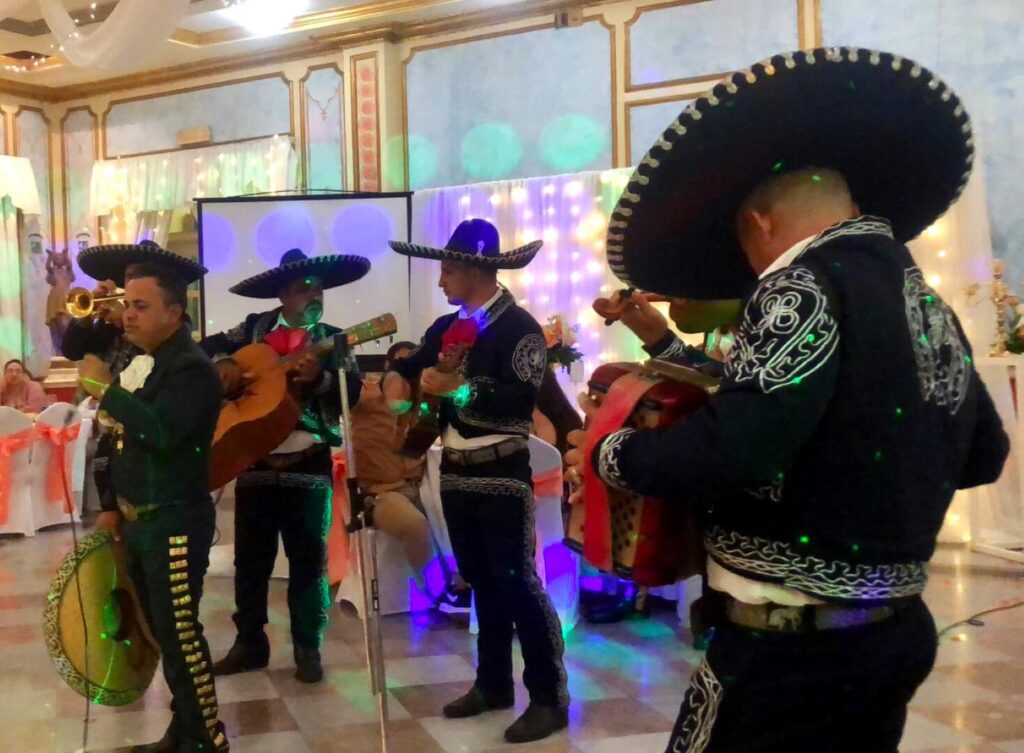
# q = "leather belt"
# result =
<box><xmin>117</xmin><ymin>496</ymin><xmax>163</xmax><ymax>522</ymax></box>
<box><xmin>443</xmin><ymin>437</ymin><xmax>527</xmax><ymax>467</ymax></box>
<box><xmin>724</xmin><ymin>596</ymin><xmax>898</xmax><ymax>633</ymax></box>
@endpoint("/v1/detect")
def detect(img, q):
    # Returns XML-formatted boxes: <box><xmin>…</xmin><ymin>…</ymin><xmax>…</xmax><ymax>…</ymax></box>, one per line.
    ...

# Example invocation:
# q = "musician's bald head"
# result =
<box><xmin>735</xmin><ymin>167</ymin><xmax>860</xmax><ymax>275</ymax></box>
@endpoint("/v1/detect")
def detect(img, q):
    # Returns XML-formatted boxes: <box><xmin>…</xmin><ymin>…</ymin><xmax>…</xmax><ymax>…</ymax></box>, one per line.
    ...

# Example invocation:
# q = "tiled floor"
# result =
<box><xmin>2</xmin><ymin>526</ymin><xmax>1023</xmax><ymax>752</ymax></box>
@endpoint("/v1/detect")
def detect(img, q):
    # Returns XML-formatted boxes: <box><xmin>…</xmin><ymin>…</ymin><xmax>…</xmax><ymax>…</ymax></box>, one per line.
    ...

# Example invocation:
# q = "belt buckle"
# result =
<box><xmin>765</xmin><ymin>604</ymin><xmax>808</xmax><ymax>631</ymax></box>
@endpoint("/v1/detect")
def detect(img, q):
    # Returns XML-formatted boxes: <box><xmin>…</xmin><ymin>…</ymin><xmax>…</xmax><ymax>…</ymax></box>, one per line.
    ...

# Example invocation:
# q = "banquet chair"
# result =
<box><xmin>0</xmin><ymin>407</ymin><xmax>36</xmax><ymax>537</ymax></box>
<box><xmin>30</xmin><ymin>402</ymin><xmax>83</xmax><ymax>531</ymax></box>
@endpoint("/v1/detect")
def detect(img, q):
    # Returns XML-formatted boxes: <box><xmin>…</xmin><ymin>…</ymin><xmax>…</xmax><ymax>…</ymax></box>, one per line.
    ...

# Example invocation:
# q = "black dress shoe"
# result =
<box><xmin>503</xmin><ymin>703</ymin><xmax>569</xmax><ymax>744</ymax></box>
<box><xmin>294</xmin><ymin>645</ymin><xmax>323</xmax><ymax>684</ymax></box>
<box><xmin>442</xmin><ymin>686</ymin><xmax>514</xmax><ymax>718</ymax></box>
<box><xmin>212</xmin><ymin>636</ymin><xmax>270</xmax><ymax>677</ymax></box>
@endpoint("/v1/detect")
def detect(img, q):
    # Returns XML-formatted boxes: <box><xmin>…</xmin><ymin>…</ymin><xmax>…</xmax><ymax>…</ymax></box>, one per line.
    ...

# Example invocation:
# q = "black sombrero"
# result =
<box><xmin>390</xmin><ymin>219</ymin><xmax>541</xmax><ymax>270</ymax></box>
<box><xmin>78</xmin><ymin>240</ymin><xmax>207</xmax><ymax>286</ymax></box>
<box><xmin>608</xmin><ymin>46</ymin><xmax>974</xmax><ymax>299</ymax></box>
<box><xmin>230</xmin><ymin>249</ymin><xmax>371</xmax><ymax>299</ymax></box>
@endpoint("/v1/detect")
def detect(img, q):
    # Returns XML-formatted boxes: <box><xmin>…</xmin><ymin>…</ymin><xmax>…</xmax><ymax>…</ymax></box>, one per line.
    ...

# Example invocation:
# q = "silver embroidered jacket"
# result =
<box><xmin>392</xmin><ymin>288</ymin><xmax>547</xmax><ymax>440</ymax></box>
<box><xmin>593</xmin><ymin>216</ymin><xmax>1009</xmax><ymax>604</ymax></box>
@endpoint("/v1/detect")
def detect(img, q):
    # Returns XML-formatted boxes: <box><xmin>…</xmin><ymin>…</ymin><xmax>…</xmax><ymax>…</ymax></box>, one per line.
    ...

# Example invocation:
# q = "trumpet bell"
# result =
<box><xmin>66</xmin><ymin>287</ymin><xmax>124</xmax><ymax>319</ymax></box>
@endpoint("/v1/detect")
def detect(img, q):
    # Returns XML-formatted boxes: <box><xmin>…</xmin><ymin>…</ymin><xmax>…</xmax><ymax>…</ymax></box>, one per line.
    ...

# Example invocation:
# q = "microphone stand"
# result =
<box><xmin>334</xmin><ymin>335</ymin><xmax>389</xmax><ymax>752</ymax></box>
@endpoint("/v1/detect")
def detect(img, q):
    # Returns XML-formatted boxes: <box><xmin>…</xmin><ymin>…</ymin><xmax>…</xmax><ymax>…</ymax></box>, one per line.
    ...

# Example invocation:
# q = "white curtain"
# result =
<box><xmin>0</xmin><ymin>157</ymin><xmax>43</xmax><ymax>368</ymax></box>
<box><xmin>410</xmin><ymin>169</ymin><xmax>652</xmax><ymax>401</ymax></box>
<box><xmin>98</xmin><ymin>210</ymin><xmax>174</xmax><ymax>248</ymax></box>
<box><xmin>39</xmin><ymin>0</ymin><xmax>190</xmax><ymax>71</ymax></box>
<box><xmin>0</xmin><ymin>197</ymin><xmax>22</xmax><ymax>366</ymax></box>
<box><xmin>909</xmin><ymin>158</ymin><xmax>1024</xmax><ymax>550</ymax></box>
<box><xmin>91</xmin><ymin>136</ymin><xmax>297</xmax><ymax>245</ymax></box>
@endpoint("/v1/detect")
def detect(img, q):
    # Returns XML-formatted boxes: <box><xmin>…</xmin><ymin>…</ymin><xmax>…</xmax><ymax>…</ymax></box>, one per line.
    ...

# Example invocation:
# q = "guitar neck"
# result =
<box><xmin>280</xmin><ymin>314</ymin><xmax>398</xmax><ymax>369</ymax></box>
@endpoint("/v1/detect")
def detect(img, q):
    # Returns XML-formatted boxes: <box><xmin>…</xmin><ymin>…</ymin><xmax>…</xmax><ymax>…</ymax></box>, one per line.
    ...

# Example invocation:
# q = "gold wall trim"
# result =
<box><xmin>813</xmin><ymin>0</ymin><xmax>823</xmax><ymax>46</ymax></box>
<box><xmin>0</xmin><ymin>0</ymin><xmax>618</xmax><ymax>104</ymax></box>
<box><xmin>175</xmin><ymin>0</ymin><xmax>463</xmax><ymax>48</ymax></box>
<box><xmin>597</xmin><ymin>16</ymin><xmax>622</xmax><ymax>169</ymax></box>
<box><xmin>14</xmin><ymin>106</ymin><xmax>56</xmax><ymax>248</ymax></box>
<box><xmin>350</xmin><ymin>52</ymin><xmax>382</xmax><ymax>192</ymax></box>
<box><xmin>99</xmin><ymin>73</ymin><xmax>294</xmax><ymax>160</ymax></box>
<box><xmin>299</xmin><ymin>63</ymin><xmax>345</xmax><ymax>191</ymax></box>
<box><xmin>623</xmin><ymin>0</ymin><xmax>712</xmax><ymax>93</ymax></box>
<box><xmin>60</xmin><ymin>106</ymin><xmax>99</xmax><ymax>252</ymax></box>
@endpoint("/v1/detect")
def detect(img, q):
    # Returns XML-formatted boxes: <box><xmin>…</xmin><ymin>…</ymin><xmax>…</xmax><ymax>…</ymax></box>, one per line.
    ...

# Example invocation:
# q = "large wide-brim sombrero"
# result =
<box><xmin>230</xmin><ymin>248</ymin><xmax>371</xmax><ymax>298</ymax></box>
<box><xmin>43</xmin><ymin>530</ymin><xmax>160</xmax><ymax>706</ymax></box>
<box><xmin>608</xmin><ymin>47</ymin><xmax>974</xmax><ymax>299</ymax></box>
<box><xmin>390</xmin><ymin>219</ymin><xmax>541</xmax><ymax>270</ymax></box>
<box><xmin>78</xmin><ymin>240</ymin><xmax>208</xmax><ymax>286</ymax></box>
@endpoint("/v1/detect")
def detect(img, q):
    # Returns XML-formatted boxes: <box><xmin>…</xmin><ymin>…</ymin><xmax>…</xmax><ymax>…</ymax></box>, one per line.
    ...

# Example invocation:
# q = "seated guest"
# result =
<box><xmin>0</xmin><ymin>359</ymin><xmax>48</xmax><ymax>414</ymax></box>
<box><xmin>351</xmin><ymin>341</ymin><xmax>471</xmax><ymax>613</ymax></box>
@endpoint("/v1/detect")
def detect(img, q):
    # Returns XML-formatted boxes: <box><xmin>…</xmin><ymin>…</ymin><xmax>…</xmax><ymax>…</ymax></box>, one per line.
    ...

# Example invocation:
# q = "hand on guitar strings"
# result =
<box><xmin>564</xmin><ymin>392</ymin><xmax>600</xmax><ymax>506</ymax></box>
<box><xmin>292</xmin><ymin>352</ymin><xmax>323</xmax><ymax>386</ymax></box>
<box><xmin>592</xmin><ymin>289</ymin><xmax>671</xmax><ymax>347</ymax></box>
<box><xmin>215</xmin><ymin>359</ymin><xmax>248</xmax><ymax>397</ymax></box>
<box><xmin>421</xmin><ymin>367</ymin><xmax>464</xmax><ymax>397</ymax></box>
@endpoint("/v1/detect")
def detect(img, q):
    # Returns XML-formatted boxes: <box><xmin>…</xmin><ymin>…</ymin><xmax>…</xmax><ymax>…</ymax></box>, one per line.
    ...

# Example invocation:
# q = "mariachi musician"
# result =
<box><xmin>64</xmin><ymin>241</ymin><xmax>207</xmax><ymax>512</ymax></box>
<box><xmin>200</xmin><ymin>249</ymin><xmax>368</xmax><ymax>684</ymax></box>
<box><xmin>567</xmin><ymin>48</ymin><xmax>1009</xmax><ymax>751</ymax></box>
<box><xmin>78</xmin><ymin>257</ymin><xmax>228</xmax><ymax>753</ymax></box>
<box><xmin>383</xmin><ymin>220</ymin><xmax>569</xmax><ymax>745</ymax></box>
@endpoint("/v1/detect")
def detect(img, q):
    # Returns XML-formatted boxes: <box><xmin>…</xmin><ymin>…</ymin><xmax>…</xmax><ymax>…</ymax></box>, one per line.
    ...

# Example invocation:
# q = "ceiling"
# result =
<box><xmin>0</xmin><ymin>0</ymin><xmax>557</xmax><ymax>91</ymax></box>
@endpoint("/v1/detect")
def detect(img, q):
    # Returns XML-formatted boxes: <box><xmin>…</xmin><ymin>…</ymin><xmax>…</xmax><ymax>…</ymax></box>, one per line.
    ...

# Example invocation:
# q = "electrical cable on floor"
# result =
<box><xmin>936</xmin><ymin>599</ymin><xmax>1024</xmax><ymax>640</ymax></box>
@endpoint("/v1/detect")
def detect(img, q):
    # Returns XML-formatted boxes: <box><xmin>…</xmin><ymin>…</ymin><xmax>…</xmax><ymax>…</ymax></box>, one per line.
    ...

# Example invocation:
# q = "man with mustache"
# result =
<box><xmin>200</xmin><ymin>248</ymin><xmax>368</xmax><ymax>683</ymax></box>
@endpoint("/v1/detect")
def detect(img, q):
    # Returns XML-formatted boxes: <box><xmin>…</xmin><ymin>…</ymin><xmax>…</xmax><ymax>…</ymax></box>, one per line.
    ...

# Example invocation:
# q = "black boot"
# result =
<box><xmin>131</xmin><ymin>719</ymin><xmax>179</xmax><ymax>753</ymax></box>
<box><xmin>212</xmin><ymin>634</ymin><xmax>270</xmax><ymax>677</ymax></box>
<box><xmin>442</xmin><ymin>686</ymin><xmax>514</xmax><ymax>718</ymax></box>
<box><xmin>294</xmin><ymin>645</ymin><xmax>323</xmax><ymax>684</ymax></box>
<box><xmin>503</xmin><ymin>704</ymin><xmax>569</xmax><ymax>744</ymax></box>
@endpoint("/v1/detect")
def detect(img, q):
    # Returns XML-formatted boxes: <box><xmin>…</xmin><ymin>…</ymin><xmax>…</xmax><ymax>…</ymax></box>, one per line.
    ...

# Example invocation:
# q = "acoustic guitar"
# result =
<box><xmin>209</xmin><ymin>314</ymin><xmax>397</xmax><ymax>490</ymax></box>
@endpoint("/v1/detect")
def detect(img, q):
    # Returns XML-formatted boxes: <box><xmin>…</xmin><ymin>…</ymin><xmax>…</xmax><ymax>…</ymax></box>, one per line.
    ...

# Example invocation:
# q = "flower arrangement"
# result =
<box><xmin>542</xmin><ymin>314</ymin><xmax>584</xmax><ymax>373</ymax></box>
<box><xmin>967</xmin><ymin>260</ymin><xmax>1024</xmax><ymax>356</ymax></box>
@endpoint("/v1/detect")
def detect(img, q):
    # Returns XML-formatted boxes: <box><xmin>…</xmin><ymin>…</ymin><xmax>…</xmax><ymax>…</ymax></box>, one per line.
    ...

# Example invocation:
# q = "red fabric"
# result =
<box><xmin>0</xmin><ymin>428</ymin><xmax>36</xmax><ymax>524</ymax></box>
<box><xmin>36</xmin><ymin>424</ymin><xmax>81</xmax><ymax>512</ymax></box>
<box><xmin>533</xmin><ymin>467</ymin><xmax>564</xmax><ymax>498</ymax></box>
<box><xmin>441</xmin><ymin>318</ymin><xmax>479</xmax><ymax>350</ymax></box>
<box><xmin>263</xmin><ymin>327</ymin><xmax>310</xmax><ymax>357</ymax></box>
<box><xmin>328</xmin><ymin>453</ymin><xmax>351</xmax><ymax>586</ymax></box>
<box><xmin>581</xmin><ymin>372</ymin><xmax>659</xmax><ymax>572</ymax></box>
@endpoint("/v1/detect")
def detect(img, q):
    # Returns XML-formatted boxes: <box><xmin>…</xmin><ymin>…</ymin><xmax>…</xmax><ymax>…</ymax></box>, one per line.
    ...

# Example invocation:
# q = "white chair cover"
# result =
<box><xmin>0</xmin><ymin>407</ymin><xmax>36</xmax><ymax>537</ymax></box>
<box><xmin>31</xmin><ymin>403</ymin><xmax>83</xmax><ymax>531</ymax></box>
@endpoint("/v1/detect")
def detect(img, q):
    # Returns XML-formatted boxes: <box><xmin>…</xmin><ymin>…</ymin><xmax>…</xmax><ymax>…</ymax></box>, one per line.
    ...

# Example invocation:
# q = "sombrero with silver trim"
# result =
<box><xmin>390</xmin><ymin>219</ymin><xmax>541</xmax><ymax>270</ymax></box>
<box><xmin>608</xmin><ymin>46</ymin><xmax>975</xmax><ymax>299</ymax></box>
<box><xmin>79</xmin><ymin>240</ymin><xmax>207</xmax><ymax>286</ymax></box>
<box><xmin>43</xmin><ymin>530</ymin><xmax>160</xmax><ymax>706</ymax></box>
<box><xmin>230</xmin><ymin>249</ymin><xmax>371</xmax><ymax>299</ymax></box>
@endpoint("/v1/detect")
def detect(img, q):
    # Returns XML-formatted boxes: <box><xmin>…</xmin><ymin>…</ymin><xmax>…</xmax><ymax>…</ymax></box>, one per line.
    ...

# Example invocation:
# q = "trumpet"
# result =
<box><xmin>65</xmin><ymin>287</ymin><xmax>125</xmax><ymax>320</ymax></box>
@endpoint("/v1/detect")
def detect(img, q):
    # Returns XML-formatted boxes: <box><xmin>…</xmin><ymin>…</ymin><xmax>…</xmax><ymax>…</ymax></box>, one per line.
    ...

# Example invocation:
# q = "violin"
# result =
<box><xmin>591</xmin><ymin>288</ymin><xmax>672</xmax><ymax>326</ymax></box>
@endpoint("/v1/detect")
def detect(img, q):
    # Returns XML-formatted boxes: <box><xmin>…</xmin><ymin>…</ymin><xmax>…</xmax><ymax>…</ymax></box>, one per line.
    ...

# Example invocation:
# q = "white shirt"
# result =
<box><xmin>706</xmin><ymin>234</ymin><xmax>824</xmax><ymax>607</ymax></box>
<box><xmin>442</xmin><ymin>286</ymin><xmax>507</xmax><ymax>451</ymax></box>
